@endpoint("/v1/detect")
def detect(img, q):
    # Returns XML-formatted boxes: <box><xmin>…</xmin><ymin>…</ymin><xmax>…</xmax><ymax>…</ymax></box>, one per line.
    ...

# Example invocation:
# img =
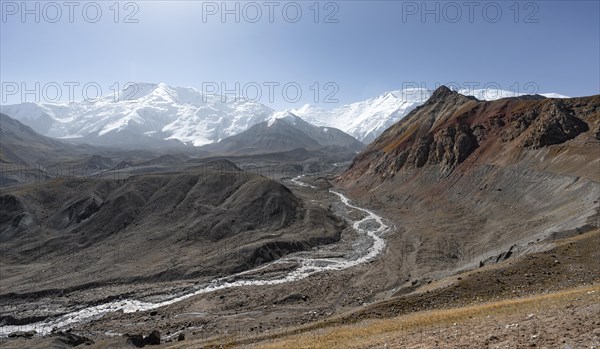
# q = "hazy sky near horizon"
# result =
<box><xmin>1</xmin><ymin>0</ymin><xmax>598</xmax><ymax>109</ymax></box>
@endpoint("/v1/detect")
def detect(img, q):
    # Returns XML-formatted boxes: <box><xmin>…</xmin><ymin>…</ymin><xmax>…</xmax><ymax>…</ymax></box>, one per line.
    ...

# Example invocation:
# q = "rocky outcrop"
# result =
<box><xmin>124</xmin><ymin>330</ymin><xmax>160</xmax><ymax>347</ymax></box>
<box><xmin>407</xmin><ymin>135</ymin><xmax>434</xmax><ymax>168</ymax></box>
<box><xmin>522</xmin><ymin>101</ymin><xmax>589</xmax><ymax>148</ymax></box>
<box><xmin>376</xmin><ymin>124</ymin><xmax>478</xmax><ymax>175</ymax></box>
<box><xmin>145</xmin><ymin>330</ymin><xmax>161</xmax><ymax>345</ymax></box>
<box><xmin>7</xmin><ymin>330</ymin><xmax>36</xmax><ymax>338</ymax></box>
<box><xmin>427</xmin><ymin>124</ymin><xmax>478</xmax><ymax>171</ymax></box>
<box><xmin>50</xmin><ymin>331</ymin><xmax>95</xmax><ymax>346</ymax></box>
<box><xmin>125</xmin><ymin>334</ymin><xmax>144</xmax><ymax>347</ymax></box>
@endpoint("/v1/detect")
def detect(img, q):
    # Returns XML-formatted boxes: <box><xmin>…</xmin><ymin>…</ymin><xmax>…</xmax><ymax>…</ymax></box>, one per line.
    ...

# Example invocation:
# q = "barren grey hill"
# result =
<box><xmin>201</xmin><ymin>112</ymin><xmax>364</xmax><ymax>156</ymax></box>
<box><xmin>0</xmin><ymin>170</ymin><xmax>344</xmax><ymax>298</ymax></box>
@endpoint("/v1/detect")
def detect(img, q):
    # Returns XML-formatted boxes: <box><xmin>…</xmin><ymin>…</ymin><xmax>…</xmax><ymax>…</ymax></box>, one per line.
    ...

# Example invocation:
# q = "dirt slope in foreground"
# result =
<box><xmin>217</xmin><ymin>229</ymin><xmax>600</xmax><ymax>348</ymax></box>
<box><xmin>28</xmin><ymin>228</ymin><xmax>596</xmax><ymax>348</ymax></box>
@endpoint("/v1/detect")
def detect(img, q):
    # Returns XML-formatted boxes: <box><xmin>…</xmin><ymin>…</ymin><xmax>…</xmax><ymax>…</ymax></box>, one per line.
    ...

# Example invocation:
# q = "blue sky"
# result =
<box><xmin>1</xmin><ymin>0</ymin><xmax>599</xmax><ymax>109</ymax></box>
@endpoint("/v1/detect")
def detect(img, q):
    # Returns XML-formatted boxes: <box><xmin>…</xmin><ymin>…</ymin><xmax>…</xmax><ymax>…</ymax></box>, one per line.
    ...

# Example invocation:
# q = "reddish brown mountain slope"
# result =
<box><xmin>341</xmin><ymin>86</ymin><xmax>599</xmax><ymax>181</ymax></box>
<box><xmin>336</xmin><ymin>86</ymin><xmax>599</xmax><ymax>281</ymax></box>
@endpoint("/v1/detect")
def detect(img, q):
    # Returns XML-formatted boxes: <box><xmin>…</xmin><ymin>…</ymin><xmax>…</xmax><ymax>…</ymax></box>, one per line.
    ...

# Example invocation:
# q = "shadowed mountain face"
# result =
<box><xmin>337</xmin><ymin>87</ymin><xmax>599</xmax><ymax>277</ymax></box>
<box><xmin>0</xmin><ymin>113</ymin><xmax>92</xmax><ymax>164</ymax></box>
<box><xmin>0</xmin><ymin>171</ymin><xmax>345</xmax><ymax>294</ymax></box>
<box><xmin>201</xmin><ymin>112</ymin><xmax>365</xmax><ymax>156</ymax></box>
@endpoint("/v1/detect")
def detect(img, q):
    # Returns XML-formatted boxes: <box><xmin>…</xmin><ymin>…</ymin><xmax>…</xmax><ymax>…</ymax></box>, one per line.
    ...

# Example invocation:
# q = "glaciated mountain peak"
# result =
<box><xmin>1</xmin><ymin>82</ymin><xmax>569</xmax><ymax>148</ymax></box>
<box><xmin>267</xmin><ymin>110</ymin><xmax>304</xmax><ymax>127</ymax></box>
<box><xmin>1</xmin><ymin>82</ymin><xmax>274</xmax><ymax>148</ymax></box>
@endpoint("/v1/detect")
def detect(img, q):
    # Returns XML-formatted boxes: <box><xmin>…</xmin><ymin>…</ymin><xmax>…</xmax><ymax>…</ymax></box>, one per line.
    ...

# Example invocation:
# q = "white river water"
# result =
<box><xmin>290</xmin><ymin>175</ymin><xmax>316</xmax><ymax>188</ymax></box>
<box><xmin>1</xmin><ymin>181</ymin><xmax>389</xmax><ymax>337</ymax></box>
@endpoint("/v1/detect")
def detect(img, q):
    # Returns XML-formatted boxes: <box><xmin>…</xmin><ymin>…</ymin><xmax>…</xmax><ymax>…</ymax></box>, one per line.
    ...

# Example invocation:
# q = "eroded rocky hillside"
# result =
<box><xmin>0</xmin><ymin>171</ymin><xmax>344</xmax><ymax>295</ymax></box>
<box><xmin>337</xmin><ymin>86</ymin><xmax>599</xmax><ymax>279</ymax></box>
<box><xmin>342</xmin><ymin>86</ymin><xmax>599</xmax><ymax>179</ymax></box>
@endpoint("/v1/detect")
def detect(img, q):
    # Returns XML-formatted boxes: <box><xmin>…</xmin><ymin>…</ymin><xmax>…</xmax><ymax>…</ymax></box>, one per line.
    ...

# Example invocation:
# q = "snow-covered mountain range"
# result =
<box><xmin>0</xmin><ymin>83</ymin><xmax>568</xmax><ymax>147</ymax></box>
<box><xmin>0</xmin><ymin>83</ymin><xmax>274</xmax><ymax>148</ymax></box>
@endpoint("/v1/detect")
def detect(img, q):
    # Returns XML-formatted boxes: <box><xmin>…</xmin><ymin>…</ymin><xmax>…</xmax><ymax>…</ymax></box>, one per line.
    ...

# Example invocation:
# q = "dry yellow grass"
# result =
<box><xmin>381</xmin><ymin>122</ymin><xmax>419</xmax><ymax>153</ymax></box>
<box><xmin>165</xmin><ymin>284</ymin><xmax>599</xmax><ymax>349</ymax></box>
<box><xmin>251</xmin><ymin>284</ymin><xmax>599</xmax><ymax>349</ymax></box>
<box><xmin>445</xmin><ymin>101</ymin><xmax>478</xmax><ymax>123</ymax></box>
